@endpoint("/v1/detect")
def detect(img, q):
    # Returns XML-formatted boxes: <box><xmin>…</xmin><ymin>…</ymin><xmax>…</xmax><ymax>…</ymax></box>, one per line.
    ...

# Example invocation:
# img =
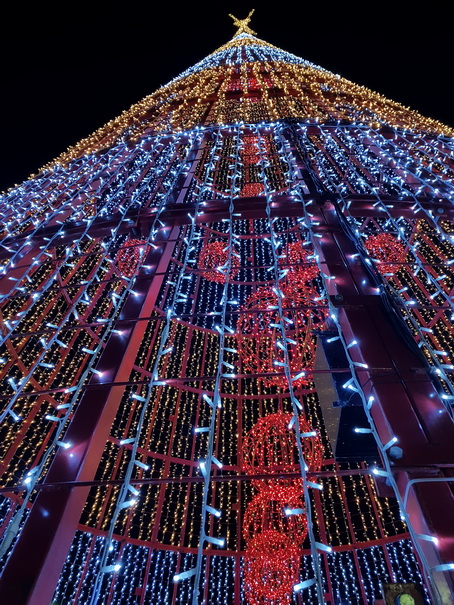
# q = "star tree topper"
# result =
<box><xmin>229</xmin><ymin>9</ymin><xmax>256</xmax><ymax>37</ymax></box>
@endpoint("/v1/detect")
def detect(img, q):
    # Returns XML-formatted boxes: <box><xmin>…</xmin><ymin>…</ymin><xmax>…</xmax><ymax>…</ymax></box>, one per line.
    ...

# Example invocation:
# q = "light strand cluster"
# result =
<box><xmin>241</xmin><ymin>413</ymin><xmax>323</xmax><ymax>605</ymax></box>
<box><xmin>0</xmin><ymin>21</ymin><xmax>451</xmax><ymax>604</ymax></box>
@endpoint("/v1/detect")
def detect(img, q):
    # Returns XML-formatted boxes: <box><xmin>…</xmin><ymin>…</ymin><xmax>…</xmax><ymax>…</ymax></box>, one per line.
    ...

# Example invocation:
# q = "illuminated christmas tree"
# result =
<box><xmin>1</xmin><ymin>10</ymin><xmax>454</xmax><ymax>605</ymax></box>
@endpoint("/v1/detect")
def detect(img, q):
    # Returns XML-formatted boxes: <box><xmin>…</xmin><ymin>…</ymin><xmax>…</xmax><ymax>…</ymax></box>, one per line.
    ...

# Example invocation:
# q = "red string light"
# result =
<box><xmin>241</xmin><ymin>412</ymin><xmax>323</xmax><ymax>604</ymax></box>
<box><xmin>243</xmin><ymin>530</ymin><xmax>301</xmax><ymax>605</ymax></box>
<box><xmin>242</xmin><ymin>135</ymin><xmax>262</xmax><ymax>165</ymax></box>
<box><xmin>114</xmin><ymin>239</ymin><xmax>147</xmax><ymax>277</ymax></box>
<box><xmin>242</xmin><ymin>412</ymin><xmax>323</xmax><ymax>491</ymax></box>
<box><xmin>242</xmin><ymin>486</ymin><xmax>308</xmax><ymax>545</ymax></box>
<box><xmin>236</xmin><ymin>269</ymin><xmax>327</xmax><ymax>602</ymax></box>
<box><xmin>198</xmin><ymin>241</ymin><xmax>240</xmax><ymax>283</ymax></box>
<box><xmin>236</xmin><ymin>284</ymin><xmax>327</xmax><ymax>389</ymax></box>
<box><xmin>240</xmin><ymin>183</ymin><xmax>266</xmax><ymax>197</ymax></box>
<box><xmin>279</xmin><ymin>241</ymin><xmax>320</xmax><ymax>282</ymax></box>
<box><xmin>240</xmin><ymin>135</ymin><xmax>265</xmax><ymax>197</ymax></box>
<box><xmin>364</xmin><ymin>233</ymin><xmax>406</xmax><ymax>275</ymax></box>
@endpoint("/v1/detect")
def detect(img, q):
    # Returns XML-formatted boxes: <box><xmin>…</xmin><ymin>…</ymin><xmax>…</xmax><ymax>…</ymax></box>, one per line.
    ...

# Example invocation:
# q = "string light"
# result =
<box><xmin>242</xmin><ymin>412</ymin><xmax>323</xmax><ymax>490</ymax></box>
<box><xmin>243</xmin><ymin>531</ymin><xmax>301</xmax><ymax>605</ymax></box>
<box><xmin>198</xmin><ymin>240</ymin><xmax>240</xmax><ymax>283</ymax></box>
<box><xmin>363</xmin><ymin>233</ymin><xmax>407</xmax><ymax>275</ymax></box>
<box><xmin>0</xmin><ymin>16</ymin><xmax>450</xmax><ymax>605</ymax></box>
<box><xmin>236</xmin><ymin>283</ymin><xmax>328</xmax><ymax>389</ymax></box>
<box><xmin>114</xmin><ymin>238</ymin><xmax>148</xmax><ymax>277</ymax></box>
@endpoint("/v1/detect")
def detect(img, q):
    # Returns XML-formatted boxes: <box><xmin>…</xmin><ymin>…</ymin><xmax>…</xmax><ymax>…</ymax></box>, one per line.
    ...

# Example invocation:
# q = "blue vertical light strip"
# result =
<box><xmin>252</xmin><ymin>124</ymin><xmax>327</xmax><ymax>603</ymax></box>
<box><xmin>190</xmin><ymin>127</ymin><xmax>241</xmax><ymax>605</ymax></box>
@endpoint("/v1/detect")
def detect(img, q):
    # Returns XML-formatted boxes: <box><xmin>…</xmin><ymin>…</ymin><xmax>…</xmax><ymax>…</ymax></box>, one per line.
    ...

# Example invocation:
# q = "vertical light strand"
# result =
<box><xmin>254</xmin><ymin>124</ymin><xmax>326</xmax><ymax>603</ymax></box>
<box><xmin>191</xmin><ymin>126</ymin><xmax>241</xmax><ymax>605</ymax></box>
<box><xmin>85</xmin><ymin>132</ymin><xmax>206</xmax><ymax>604</ymax></box>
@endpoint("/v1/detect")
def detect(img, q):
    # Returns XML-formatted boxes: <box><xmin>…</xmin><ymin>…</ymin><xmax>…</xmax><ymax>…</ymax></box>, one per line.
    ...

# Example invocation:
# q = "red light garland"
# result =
<box><xmin>279</xmin><ymin>241</ymin><xmax>320</xmax><ymax>282</ymax></box>
<box><xmin>243</xmin><ymin>530</ymin><xmax>301</xmax><ymax>605</ymax></box>
<box><xmin>114</xmin><ymin>239</ymin><xmax>147</xmax><ymax>277</ymax></box>
<box><xmin>242</xmin><ymin>135</ymin><xmax>261</xmax><ymax>165</ymax></box>
<box><xmin>236</xmin><ymin>284</ymin><xmax>327</xmax><ymax>389</ymax></box>
<box><xmin>242</xmin><ymin>486</ymin><xmax>308</xmax><ymax>545</ymax></box>
<box><xmin>242</xmin><ymin>412</ymin><xmax>323</xmax><ymax>491</ymax></box>
<box><xmin>240</xmin><ymin>135</ymin><xmax>265</xmax><ymax>197</ymax></box>
<box><xmin>364</xmin><ymin>233</ymin><xmax>406</xmax><ymax>275</ymax></box>
<box><xmin>240</xmin><ymin>183</ymin><xmax>266</xmax><ymax>197</ymax></box>
<box><xmin>198</xmin><ymin>241</ymin><xmax>240</xmax><ymax>283</ymax></box>
<box><xmin>241</xmin><ymin>412</ymin><xmax>323</xmax><ymax>604</ymax></box>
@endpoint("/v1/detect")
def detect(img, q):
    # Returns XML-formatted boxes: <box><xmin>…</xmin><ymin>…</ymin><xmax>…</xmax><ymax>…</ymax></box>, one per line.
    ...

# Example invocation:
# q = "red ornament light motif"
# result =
<box><xmin>240</xmin><ymin>183</ymin><xmax>266</xmax><ymax>197</ymax></box>
<box><xmin>240</xmin><ymin>135</ymin><xmax>265</xmax><ymax>197</ymax></box>
<box><xmin>242</xmin><ymin>412</ymin><xmax>323</xmax><ymax>491</ymax></box>
<box><xmin>114</xmin><ymin>239</ymin><xmax>147</xmax><ymax>277</ymax></box>
<box><xmin>198</xmin><ymin>241</ymin><xmax>240</xmax><ymax>283</ymax></box>
<box><xmin>236</xmin><ymin>284</ymin><xmax>327</xmax><ymax>389</ymax></box>
<box><xmin>238</xmin><ymin>276</ymin><xmax>326</xmax><ymax>603</ymax></box>
<box><xmin>242</xmin><ymin>135</ymin><xmax>261</xmax><ymax>165</ymax></box>
<box><xmin>243</xmin><ymin>530</ymin><xmax>301</xmax><ymax>605</ymax></box>
<box><xmin>279</xmin><ymin>241</ymin><xmax>320</xmax><ymax>282</ymax></box>
<box><xmin>242</xmin><ymin>486</ymin><xmax>308</xmax><ymax>545</ymax></box>
<box><xmin>241</xmin><ymin>411</ymin><xmax>324</xmax><ymax>604</ymax></box>
<box><xmin>364</xmin><ymin>233</ymin><xmax>406</xmax><ymax>275</ymax></box>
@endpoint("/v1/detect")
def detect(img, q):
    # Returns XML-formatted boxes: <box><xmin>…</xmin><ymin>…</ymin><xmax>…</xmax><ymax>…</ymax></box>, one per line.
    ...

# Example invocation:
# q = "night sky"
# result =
<box><xmin>0</xmin><ymin>2</ymin><xmax>451</xmax><ymax>192</ymax></box>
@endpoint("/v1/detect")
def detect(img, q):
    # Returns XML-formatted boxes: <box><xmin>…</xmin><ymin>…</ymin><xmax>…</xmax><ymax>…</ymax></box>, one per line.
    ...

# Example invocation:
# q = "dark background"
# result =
<box><xmin>0</xmin><ymin>2</ymin><xmax>451</xmax><ymax>191</ymax></box>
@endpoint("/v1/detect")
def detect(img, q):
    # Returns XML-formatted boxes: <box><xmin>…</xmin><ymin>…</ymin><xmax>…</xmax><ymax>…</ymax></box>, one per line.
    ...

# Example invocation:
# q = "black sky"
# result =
<box><xmin>0</xmin><ymin>2</ymin><xmax>451</xmax><ymax>192</ymax></box>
